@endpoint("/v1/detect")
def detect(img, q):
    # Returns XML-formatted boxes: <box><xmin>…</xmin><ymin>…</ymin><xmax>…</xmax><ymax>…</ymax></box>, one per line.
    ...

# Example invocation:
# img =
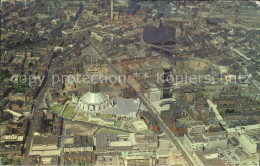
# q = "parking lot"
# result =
<box><xmin>218</xmin><ymin>147</ymin><xmax>259</xmax><ymax>166</ymax></box>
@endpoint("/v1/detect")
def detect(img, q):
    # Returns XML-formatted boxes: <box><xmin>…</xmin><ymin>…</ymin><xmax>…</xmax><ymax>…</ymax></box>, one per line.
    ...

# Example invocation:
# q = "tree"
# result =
<box><xmin>1</xmin><ymin>157</ymin><xmax>20</xmax><ymax>165</ymax></box>
<box><xmin>225</xmin><ymin>109</ymin><xmax>235</xmax><ymax>114</ymax></box>
<box><xmin>0</xmin><ymin>69</ymin><xmax>12</xmax><ymax>81</ymax></box>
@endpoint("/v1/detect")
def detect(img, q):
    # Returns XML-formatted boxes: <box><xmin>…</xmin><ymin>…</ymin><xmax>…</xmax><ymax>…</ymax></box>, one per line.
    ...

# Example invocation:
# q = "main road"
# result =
<box><xmin>23</xmin><ymin>56</ymin><xmax>59</xmax><ymax>164</ymax></box>
<box><xmin>89</xmin><ymin>41</ymin><xmax>196</xmax><ymax>166</ymax></box>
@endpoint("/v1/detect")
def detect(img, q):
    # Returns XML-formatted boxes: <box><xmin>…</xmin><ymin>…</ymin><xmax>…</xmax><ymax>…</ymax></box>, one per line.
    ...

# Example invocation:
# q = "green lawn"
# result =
<box><xmin>140</xmin><ymin>130</ymin><xmax>150</xmax><ymax>134</ymax></box>
<box><xmin>96</xmin><ymin>113</ymin><xmax>111</xmax><ymax>119</ymax></box>
<box><xmin>52</xmin><ymin>104</ymin><xmax>65</xmax><ymax>114</ymax></box>
<box><xmin>98</xmin><ymin>128</ymin><xmax>128</xmax><ymax>135</ymax></box>
<box><xmin>108</xmin><ymin>121</ymin><xmax>122</xmax><ymax>128</ymax></box>
<box><xmin>123</xmin><ymin>125</ymin><xmax>128</xmax><ymax>130</ymax></box>
<box><xmin>62</xmin><ymin>105</ymin><xmax>76</xmax><ymax>118</ymax></box>
<box><xmin>46</xmin><ymin>93</ymin><xmax>52</xmax><ymax>101</ymax></box>
<box><xmin>131</xmin><ymin>124</ymin><xmax>135</xmax><ymax>130</ymax></box>
<box><xmin>177</xmin><ymin>118</ymin><xmax>189</xmax><ymax>125</ymax></box>
<box><xmin>1</xmin><ymin>157</ymin><xmax>20</xmax><ymax>165</ymax></box>
<box><xmin>202</xmin><ymin>91</ymin><xmax>209</xmax><ymax>98</ymax></box>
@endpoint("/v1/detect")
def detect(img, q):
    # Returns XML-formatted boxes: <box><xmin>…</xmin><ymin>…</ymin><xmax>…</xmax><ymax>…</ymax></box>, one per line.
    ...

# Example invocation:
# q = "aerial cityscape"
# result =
<box><xmin>0</xmin><ymin>0</ymin><xmax>260</xmax><ymax>165</ymax></box>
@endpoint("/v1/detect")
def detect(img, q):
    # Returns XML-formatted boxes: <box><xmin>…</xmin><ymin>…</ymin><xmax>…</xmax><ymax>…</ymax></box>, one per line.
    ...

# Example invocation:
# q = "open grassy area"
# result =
<box><xmin>52</xmin><ymin>104</ymin><xmax>65</xmax><ymax>115</ymax></box>
<box><xmin>46</xmin><ymin>93</ymin><xmax>52</xmax><ymax>101</ymax></box>
<box><xmin>79</xmin><ymin>116</ymin><xmax>89</xmax><ymax>122</ymax></box>
<box><xmin>108</xmin><ymin>121</ymin><xmax>122</xmax><ymax>128</ymax></box>
<box><xmin>140</xmin><ymin>130</ymin><xmax>150</xmax><ymax>134</ymax></box>
<box><xmin>62</xmin><ymin>105</ymin><xmax>76</xmax><ymax>119</ymax></box>
<box><xmin>96</xmin><ymin>113</ymin><xmax>112</xmax><ymax>119</ymax></box>
<box><xmin>131</xmin><ymin>124</ymin><xmax>135</xmax><ymax>130</ymax></box>
<box><xmin>123</xmin><ymin>125</ymin><xmax>128</xmax><ymax>130</ymax></box>
<box><xmin>98</xmin><ymin>128</ymin><xmax>128</xmax><ymax>135</ymax></box>
<box><xmin>1</xmin><ymin>157</ymin><xmax>20</xmax><ymax>165</ymax></box>
<box><xmin>177</xmin><ymin>118</ymin><xmax>189</xmax><ymax>125</ymax></box>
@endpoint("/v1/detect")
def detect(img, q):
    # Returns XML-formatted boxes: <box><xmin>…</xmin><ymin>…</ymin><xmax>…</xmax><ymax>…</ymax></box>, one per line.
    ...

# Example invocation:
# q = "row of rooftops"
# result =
<box><xmin>96</xmin><ymin>132</ymin><xmax>157</xmax><ymax>150</ymax></box>
<box><xmin>0</xmin><ymin>144</ymin><xmax>23</xmax><ymax>152</ymax></box>
<box><xmin>186</xmin><ymin>131</ymin><xmax>227</xmax><ymax>143</ymax></box>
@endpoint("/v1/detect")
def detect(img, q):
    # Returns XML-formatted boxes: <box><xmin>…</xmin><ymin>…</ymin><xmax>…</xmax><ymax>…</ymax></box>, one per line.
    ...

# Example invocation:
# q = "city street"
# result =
<box><xmin>90</xmin><ymin>40</ymin><xmax>196</xmax><ymax>166</ymax></box>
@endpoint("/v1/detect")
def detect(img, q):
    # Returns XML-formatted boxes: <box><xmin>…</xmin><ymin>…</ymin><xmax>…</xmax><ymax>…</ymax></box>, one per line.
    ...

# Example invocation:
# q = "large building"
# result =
<box><xmin>29</xmin><ymin>135</ymin><xmax>61</xmax><ymax>164</ymax></box>
<box><xmin>143</xmin><ymin>25</ymin><xmax>176</xmax><ymax>45</ymax></box>
<box><xmin>193</xmin><ymin>150</ymin><xmax>225</xmax><ymax>166</ymax></box>
<box><xmin>133</xmin><ymin>120</ymin><xmax>148</xmax><ymax>131</ymax></box>
<box><xmin>76</xmin><ymin>82</ymin><xmax>140</xmax><ymax>118</ymax></box>
<box><xmin>183</xmin><ymin>131</ymin><xmax>227</xmax><ymax>153</ymax></box>
<box><xmin>187</xmin><ymin>121</ymin><xmax>206</xmax><ymax>134</ymax></box>
<box><xmin>64</xmin><ymin>135</ymin><xmax>93</xmax><ymax>153</ymax></box>
<box><xmin>148</xmin><ymin>88</ymin><xmax>161</xmax><ymax>102</ymax></box>
<box><xmin>161</xmin><ymin>18</ymin><xmax>190</xmax><ymax>40</ymax></box>
<box><xmin>62</xmin><ymin>28</ymin><xmax>88</xmax><ymax>40</ymax></box>
<box><xmin>77</xmin><ymin>83</ymin><xmax>114</xmax><ymax>114</ymax></box>
<box><xmin>226</xmin><ymin>124</ymin><xmax>260</xmax><ymax>154</ymax></box>
<box><xmin>95</xmin><ymin>133</ymin><xmax>157</xmax><ymax>152</ymax></box>
<box><xmin>96</xmin><ymin>132</ymin><xmax>118</xmax><ymax>151</ymax></box>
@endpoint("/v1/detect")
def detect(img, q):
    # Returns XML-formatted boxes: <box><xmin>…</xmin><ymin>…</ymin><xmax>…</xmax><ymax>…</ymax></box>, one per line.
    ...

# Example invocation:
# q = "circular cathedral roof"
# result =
<box><xmin>80</xmin><ymin>92</ymin><xmax>108</xmax><ymax>104</ymax></box>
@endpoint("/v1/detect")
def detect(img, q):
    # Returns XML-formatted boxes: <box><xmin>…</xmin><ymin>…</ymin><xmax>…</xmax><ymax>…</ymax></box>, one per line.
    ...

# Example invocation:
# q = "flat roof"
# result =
<box><xmin>188</xmin><ymin>121</ymin><xmax>205</xmax><ymax>128</ymax></box>
<box><xmin>33</xmin><ymin>135</ymin><xmax>58</xmax><ymax>146</ymax></box>
<box><xmin>158</xmin><ymin>139</ymin><xmax>170</xmax><ymax>150</ymax></box>
<box><xmin>129</xmin><ymin>133</ymin><xmax>137</xmax><ymax>146</ymax></box>
<box><xmin>96</xmin><ymin>133</ymin><xmax>108</xmax><ymax>148</ymax></box>
<box><xmin>110</xmin><ymin>141</ymin><xmax>132</xmax><ymax>147</ymax></box>
<box><xmin>194</xmin><ymin>150</ymin><xmax>225</xmax><ymax>166</ymax></box>
<box><xmin>29</xmin><ymin>149</ymin><xmax>61</xmax><ymax>156</ymax></box>
<box><xmin>133</xmin><ymin>120</ymin><xmax>148</xmax><ymax>129</ymax></box>
<box><xmin>149</xmin><ymin>88</ymin><xmax>160</xmax><ymax>92</ymax></box>
<box><xmin>96</xmin><ymin>132</ymin><xmax>117</xmax><ymax>148</ymax></box>
<box><xmin>105</xmin><ymin>98</ymin><xmax>140</xmax><ymax>116</ymax></box>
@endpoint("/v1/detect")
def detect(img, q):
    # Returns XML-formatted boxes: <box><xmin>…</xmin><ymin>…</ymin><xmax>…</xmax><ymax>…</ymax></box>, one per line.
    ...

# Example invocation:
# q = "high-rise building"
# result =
<box><xmin>162</xmin><ymin>67</ymin><xmax>172</xmax><ymax>98</ymax></box>
<box><xmin>148</xmin><ymin>88</ymin><xmax>161</xmax><ymax>102</ymax></box>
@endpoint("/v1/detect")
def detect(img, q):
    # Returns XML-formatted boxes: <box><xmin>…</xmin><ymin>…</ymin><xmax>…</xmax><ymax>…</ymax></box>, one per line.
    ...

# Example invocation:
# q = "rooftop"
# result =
<box><xmin>110</xmin><ymin>141</ymin><xmax>132</xmax><ymax>147</ymax></box>
<box><xmin>143</xmin><ymin>25</ymin><xmax>175</xmax><ymax>45</ymax></box>
<box><xmin>32</xmin><ymin>135</ymin><xmax>58</xmax><ymax>146</ymax></box>
<box><xmin>105</xmin><ymin>98</ymin><xmax>140</xmax><ymax>116</ymax></box>
<box><xmin>80</xmin><ymin>92</ymin><xmax>108</xmax><ymax>104</ymax></box>
<box><xmin>194</xmin><ymin>150</ymin><xmax>225</xmax><ymax>166</ymax></box>
<box><xmin>96</xmin><ymin>132</ymin><xmax>118</xmax><ymax>148</ymax></box>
